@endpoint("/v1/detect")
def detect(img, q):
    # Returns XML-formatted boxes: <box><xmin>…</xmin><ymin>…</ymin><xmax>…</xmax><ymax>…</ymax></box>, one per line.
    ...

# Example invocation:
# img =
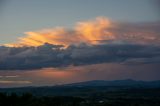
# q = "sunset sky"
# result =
<box><xmin>0</xmin><ymin>0</ymin><xmax>160</xmax><ymax>88</ymax></box>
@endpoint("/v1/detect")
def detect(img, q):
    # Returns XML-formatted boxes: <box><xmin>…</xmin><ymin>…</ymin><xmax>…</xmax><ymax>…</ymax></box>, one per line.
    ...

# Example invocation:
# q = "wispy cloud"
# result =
<box><xmin>0</xmin><ymin>80</ymin><xmax>32</xmax><ymax>84</ymax></box>
<box><xmin>0</xmin><ymin>75</ymin><xmax>19</xmax><ymax>78</ymax></box>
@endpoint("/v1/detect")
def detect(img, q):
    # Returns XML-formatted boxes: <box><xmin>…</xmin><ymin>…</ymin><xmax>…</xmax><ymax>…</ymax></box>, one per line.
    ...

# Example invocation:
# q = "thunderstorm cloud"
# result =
<box><xmin>0</xmin><ymin>17</ymin><xmax>160</xmax><ymax>70</ymax></box>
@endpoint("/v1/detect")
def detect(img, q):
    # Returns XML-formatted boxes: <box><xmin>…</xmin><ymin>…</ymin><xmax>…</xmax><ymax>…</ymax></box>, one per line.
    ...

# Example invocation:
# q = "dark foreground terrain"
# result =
<box><xmin>0</xmin><ymin>80</ymin><xmax>160</xmax><ymax>106</ymax></box>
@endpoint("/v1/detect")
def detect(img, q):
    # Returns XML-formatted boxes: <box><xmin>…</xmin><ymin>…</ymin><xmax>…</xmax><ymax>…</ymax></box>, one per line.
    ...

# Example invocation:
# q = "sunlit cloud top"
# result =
<box><xmin>4</xmin><ymin>17</ymin><xmax>160</xmax><ymax>47</ymax></box>
<box><xmin>4</xmin><ymin>17</ymin><xmax>114</xmax><ymax>47</ymax></box>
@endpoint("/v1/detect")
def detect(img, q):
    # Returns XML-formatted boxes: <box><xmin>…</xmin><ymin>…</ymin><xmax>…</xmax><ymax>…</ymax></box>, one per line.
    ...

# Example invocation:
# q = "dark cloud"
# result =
<box><xmin>0</xmin><ymin>42</ymin><xmax>160</xmax><ymax>70</ymax></box>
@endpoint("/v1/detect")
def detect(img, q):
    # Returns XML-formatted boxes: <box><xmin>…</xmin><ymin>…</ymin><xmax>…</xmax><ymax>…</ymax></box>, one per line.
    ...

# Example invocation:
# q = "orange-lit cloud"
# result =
<box><xmin>3</xmin><ymin>16</ymin><xmax>160</xmax><ymax>47</ymax></box>
<box><xmin>75</xmin><ymin>17</ymin><xmax>114</xmax><ymax>44</ymax></box>
<box><xmin>4</xmin><ymin>17</ymin><xmax>115</xmax><ymax>47</ymax></box>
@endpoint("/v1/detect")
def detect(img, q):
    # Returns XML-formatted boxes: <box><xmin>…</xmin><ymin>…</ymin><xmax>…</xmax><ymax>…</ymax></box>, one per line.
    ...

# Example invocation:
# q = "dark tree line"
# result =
<box><xmin>0</xmin><ymin>92</ymin><xmax>84</xmax><ymax>106</ymax></box>
<box><xmin>0</xmin><ymin>92</ymin><xmax>160</xmax><ymax>106</ymax></box>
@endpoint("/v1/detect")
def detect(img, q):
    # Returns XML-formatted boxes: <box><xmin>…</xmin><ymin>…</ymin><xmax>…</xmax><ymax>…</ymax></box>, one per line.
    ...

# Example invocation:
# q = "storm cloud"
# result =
<box><xmin>0</xmin><ymin>17</ymin><xmax>160</xmax><ymax>70</ymax></box>
<box><xmin>0</xmin><ymin>42</ymin><xmax>160</xmax><ymax>70</ymax></box>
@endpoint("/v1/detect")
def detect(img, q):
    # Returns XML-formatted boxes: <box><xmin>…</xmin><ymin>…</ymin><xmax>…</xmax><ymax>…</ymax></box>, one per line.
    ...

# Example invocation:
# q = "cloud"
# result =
<box><xmin>0</xmin><ymin>80</ymin><xmax>32</xmax><ymax>84</ymax></box>
<box><xmin>0</xmin><ymin>16</ymin><xmax>160</xmax><ymax>70</ymax></box>
<box><xmin>4</xmin><ymin>17</ymin><xmax>114</xmax><ymax>47</ymax></box>
<box><xmin>0</xmin><ymin>42</ymin><xmax>160</xmax><ymax>70</ymax></box>
<box><xmin>0</xmin><ymin>75</ymin><xmax>19</xmax><ymax>78</ymax></box>
<box><xmin>4</xmin><ymin>17</ymin><xmax>160</xmax><ymax>47</ymax></box>
<box><xmin>113</xmin><ymin>22</ymin><xmax>160</xmax><ymax>45</ymax></box>
<box><xmin>1</xmin><ymin>63</ymin><xmax>160</xmax><ymax>87</ymax></box>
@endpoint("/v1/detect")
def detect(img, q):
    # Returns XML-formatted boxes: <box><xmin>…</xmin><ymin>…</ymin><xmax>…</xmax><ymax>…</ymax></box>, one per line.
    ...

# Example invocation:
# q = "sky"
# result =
<box><xmin>0</xmin><ymin>0</ymin><xmax>160</xmax><ymax>87</ymax></box>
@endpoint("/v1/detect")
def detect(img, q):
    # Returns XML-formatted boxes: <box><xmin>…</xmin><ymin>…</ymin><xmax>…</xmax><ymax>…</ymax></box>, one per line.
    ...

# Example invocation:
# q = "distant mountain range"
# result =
<box><xmin>0</xmin><ymin>79</ymin><xmax>160</xmax><ymax>96</ymax></box>
<box><xmin>65</xmin><ymin>79</ymin><xmax>160</xmax><ymax>87</ymax></box>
